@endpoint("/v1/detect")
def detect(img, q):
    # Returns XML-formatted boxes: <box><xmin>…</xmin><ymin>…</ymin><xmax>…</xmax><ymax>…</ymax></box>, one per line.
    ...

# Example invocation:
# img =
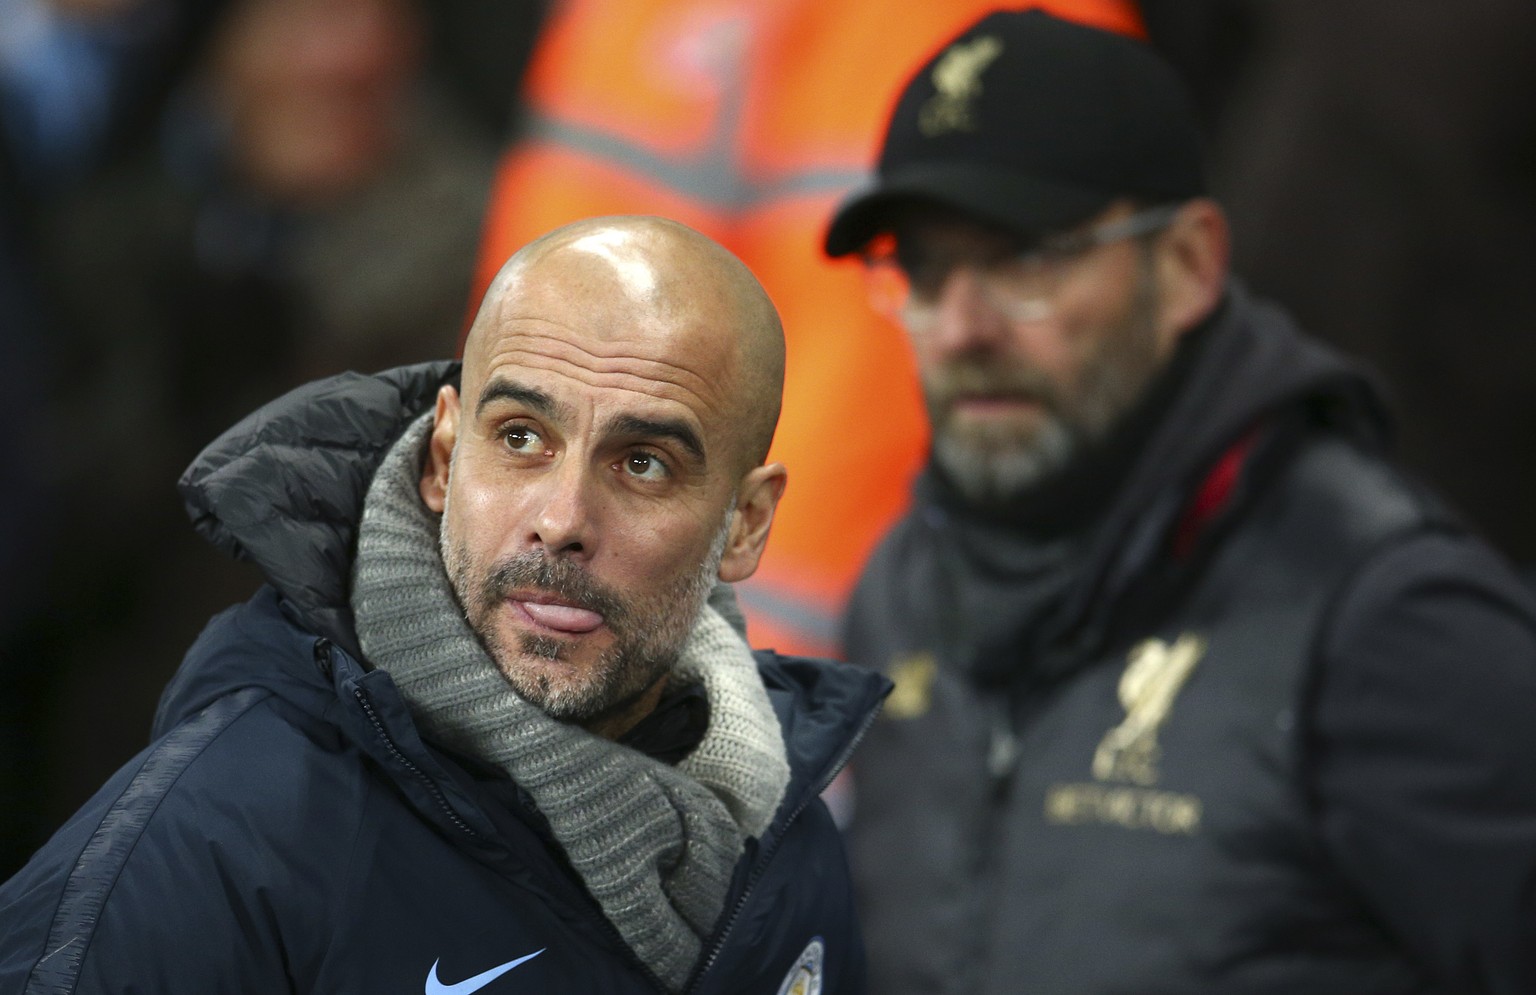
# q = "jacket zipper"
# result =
<box><xmin>316</xmin><ymin>639</ymin><xmax>483</xmax><ymax>842</ymax></box>
<box><xmin>349</xmin><ymin>682</ymin><xmax>486</xmax><ymax>843</ymax></box>
<box><xmin>682</xmin><ymin>699</ymin><xmax>884</xmax><ymax>994</ymax></box>
<box><xmin>973</xmin><ymin>693</ymin><xmax>1019</xmax><ymax>990</ymax></box>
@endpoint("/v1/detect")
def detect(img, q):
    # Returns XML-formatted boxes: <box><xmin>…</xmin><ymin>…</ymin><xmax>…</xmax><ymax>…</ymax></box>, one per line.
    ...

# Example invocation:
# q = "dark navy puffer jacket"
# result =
<box><xmin>0</xmin><ymin>363</ymin><xmax>887</xmax><ymax>994</ymax></box>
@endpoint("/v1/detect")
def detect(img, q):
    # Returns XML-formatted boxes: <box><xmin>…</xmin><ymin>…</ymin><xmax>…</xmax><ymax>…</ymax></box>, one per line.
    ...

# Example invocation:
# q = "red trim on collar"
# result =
<box><xmin>1171</xmin><ymin>428</ymin><xmax>1262</xmax><ymax>560</ymax></box>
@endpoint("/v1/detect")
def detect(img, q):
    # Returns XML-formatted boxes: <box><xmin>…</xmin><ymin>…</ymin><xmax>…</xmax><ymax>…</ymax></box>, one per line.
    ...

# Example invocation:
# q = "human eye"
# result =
<box><xmin>894</xmin><ymin>243</ymin><xmax>950</xmax><ymax>301</ymax></box>
<box><xmin>619</xmin><ymin>450</ymin><xmax>670</xmax><ymax>482</ymax></box>
<box><xmin>500</xmin><ymin>423</ymin><xmax>546</xmax><ymax>456</ymax></box>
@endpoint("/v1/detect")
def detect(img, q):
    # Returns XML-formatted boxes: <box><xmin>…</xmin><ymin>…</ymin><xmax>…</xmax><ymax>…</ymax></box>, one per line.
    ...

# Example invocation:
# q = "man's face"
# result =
<box><xmin>883</xmin><ymin>204</ymin><xmax>1176</xmax><ymax>504</ymax></box>
<box><xmin>422</xmin><ymin>227</ymin><xmax>766</xmax><ymax>730</ymax></box>
<box><xmin>438</xmin><ymin>477</ymin><xmax>731</xmax><ymax>726</ymax></box>
<box><xmin>214</xmin><ymin>0</ymin><xmax>422</xmax><ymax>204</ymax></box>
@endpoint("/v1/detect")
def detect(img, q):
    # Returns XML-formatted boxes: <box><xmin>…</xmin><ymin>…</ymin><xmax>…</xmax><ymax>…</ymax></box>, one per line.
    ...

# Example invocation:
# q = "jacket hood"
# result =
<box><xmin>1085</xmin><ymin>282</ymin><xmax>1385</xmax><ymax>603</ymax></box>
<box><xmin>178</xmin><ymin>361</ymin><xmax>458</xmax><ymax>658</ymax></box>
<box><xmin>1087</xmin><ymin>281</ymin><xmax>1387</xmax><ymax>551</ymax></box>
<box><xmin>1136</xmin><ymin>281</ymin><xmax>1389</xmax><ymax>485</ymax></box>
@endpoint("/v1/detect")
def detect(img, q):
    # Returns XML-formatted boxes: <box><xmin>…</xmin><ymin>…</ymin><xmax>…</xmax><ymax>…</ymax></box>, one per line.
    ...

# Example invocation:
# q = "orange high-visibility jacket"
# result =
<box><xmin>473</xmin><ymin>0</ymin><xmax>1145</xmax><ymax>657</ymax></box>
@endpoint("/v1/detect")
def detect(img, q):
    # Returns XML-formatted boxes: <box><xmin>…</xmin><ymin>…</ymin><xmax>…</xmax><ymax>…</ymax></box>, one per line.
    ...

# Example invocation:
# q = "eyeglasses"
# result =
<box><xmin>860</xmin><ymin>204</ymin><xmax>1182</xmax><ymax>328</ymax></box>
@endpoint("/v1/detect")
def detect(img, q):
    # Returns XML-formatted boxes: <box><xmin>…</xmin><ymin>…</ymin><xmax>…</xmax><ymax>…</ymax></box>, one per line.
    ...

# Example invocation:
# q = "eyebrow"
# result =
<box><xmin>475</xmin><ymin>377</ymin><xmax>570</xmax><ymax>421</ymax></box>
<box><xmin>608</xmin><ymin>414</ymin><xmax>706</xmax><ymax>465</ymax></box>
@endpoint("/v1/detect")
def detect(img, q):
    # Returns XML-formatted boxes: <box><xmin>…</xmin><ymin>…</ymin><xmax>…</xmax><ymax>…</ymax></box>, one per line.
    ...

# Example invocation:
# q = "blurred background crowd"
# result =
<box><xmin>2</xmin><ymin>0</ymin><xmax>1534</xmax><ymax>878</ymax></box>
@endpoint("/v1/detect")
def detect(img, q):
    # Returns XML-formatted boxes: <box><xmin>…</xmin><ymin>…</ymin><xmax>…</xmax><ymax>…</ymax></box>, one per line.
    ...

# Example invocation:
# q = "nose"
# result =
<box><xmin>525</xmin><ymin>456</ymin><xmax>595</xmax><ymax>558</ymax></box>
<box><xmin>924</xmin><ymin>267</ymin><xmax>1011</xmax><ymax>356</ymax></box>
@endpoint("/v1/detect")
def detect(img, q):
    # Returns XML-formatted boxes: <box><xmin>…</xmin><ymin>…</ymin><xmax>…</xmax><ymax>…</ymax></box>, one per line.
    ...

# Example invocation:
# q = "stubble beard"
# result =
<box><xmin>924</xmin><ymin>261</ymin><xmax>1164</xmax><ymax>505</ymax></box>
<box><xmin>439</xmin><ymin>502</ymin><xmax>733</xmax><ymax>725</ymax></box>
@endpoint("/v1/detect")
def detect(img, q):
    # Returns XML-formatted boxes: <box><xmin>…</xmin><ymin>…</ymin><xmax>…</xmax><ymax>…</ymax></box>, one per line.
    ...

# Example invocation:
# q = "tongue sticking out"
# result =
<box><xmin>518</xmin><ymin>600</ymin><xmax>604</xmax><ymax>634</ymax></box>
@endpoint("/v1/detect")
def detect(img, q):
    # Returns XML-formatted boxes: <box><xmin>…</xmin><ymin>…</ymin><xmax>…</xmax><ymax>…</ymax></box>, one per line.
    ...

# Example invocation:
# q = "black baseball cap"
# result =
<box><xmin>824</xmin><ymin>9</ymin><xmax>1205</xmax><ymax>257</ymax></box>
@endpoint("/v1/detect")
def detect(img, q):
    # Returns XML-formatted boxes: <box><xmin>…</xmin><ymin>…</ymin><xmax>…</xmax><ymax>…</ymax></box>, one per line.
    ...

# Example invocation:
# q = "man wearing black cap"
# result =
<box><xmin>827</xmin><ymin>9</ymin><xmax>1536</xmax><ymax>994</ymax></box>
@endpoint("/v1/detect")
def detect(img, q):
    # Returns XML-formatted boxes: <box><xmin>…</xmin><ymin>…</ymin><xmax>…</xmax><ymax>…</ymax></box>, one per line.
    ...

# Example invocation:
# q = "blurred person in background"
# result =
<box><xmin>827</xmin><ymin>11</ymin><xmax>1536</xmax><ymax>993</ymax></box>
<box><xmin>470</xmin><ymin>0</ymin><xmax>1144</xmax><ymax>667</ymax></box>
<box><xmin>41</xmin><ymin>0</ymin><xmax>495</xmax><ymax>410</ymax></box>
<box><xmin>1</xmin><ymin>0</ymin><xmax>518</xmax><ymax>877</ymax></box>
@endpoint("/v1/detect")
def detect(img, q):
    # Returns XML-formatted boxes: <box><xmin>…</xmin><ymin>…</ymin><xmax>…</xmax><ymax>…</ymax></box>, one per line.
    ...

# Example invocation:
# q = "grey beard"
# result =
<box><xmin>933</xmin><ymin>414</ymin><xmax>1077</xmax><ymax>505</ymax></box>
<box><xmin>929</xmin><ymin>258</ymin><xmax>1163</xmax><ymax>505</ymax></box>
<box><xmin>439</xmin><ymin>484</ymin><xmax>734</xmax><ymax>724</ymax></box>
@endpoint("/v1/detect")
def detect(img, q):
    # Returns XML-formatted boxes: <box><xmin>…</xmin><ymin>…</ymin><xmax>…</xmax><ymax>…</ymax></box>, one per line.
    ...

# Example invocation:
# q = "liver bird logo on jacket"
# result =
<box><xmin>1092</xmin><ymin>634</ymin><xmax>1206</xmax><ymax>786</ymax></box>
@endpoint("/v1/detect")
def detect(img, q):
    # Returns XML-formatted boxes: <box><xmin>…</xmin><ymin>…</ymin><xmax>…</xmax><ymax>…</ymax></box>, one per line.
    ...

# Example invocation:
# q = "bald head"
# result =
<box><xmin>466</xmin><ymin>216</ymin><xmax>786</xmax><ymax>473</ymax></box>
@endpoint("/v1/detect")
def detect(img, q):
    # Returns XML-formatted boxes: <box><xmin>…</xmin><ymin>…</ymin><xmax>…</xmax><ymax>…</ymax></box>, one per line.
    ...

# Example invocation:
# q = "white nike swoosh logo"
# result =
<box><xmin>424</xmin><ymin>950</ymin><xmax>545</xmax><ymax>995</ymax></box>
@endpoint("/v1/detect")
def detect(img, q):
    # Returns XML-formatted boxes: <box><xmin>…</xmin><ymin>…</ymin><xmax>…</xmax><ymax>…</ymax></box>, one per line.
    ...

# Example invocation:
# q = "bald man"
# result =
<box><xmin>0</xmin><ymin>217</ymin><xmax>886</xmax><ymax>995</ymax></box>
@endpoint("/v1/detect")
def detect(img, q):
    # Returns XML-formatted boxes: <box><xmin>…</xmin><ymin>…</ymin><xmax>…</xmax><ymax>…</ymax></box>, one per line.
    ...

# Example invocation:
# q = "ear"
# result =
<box><xmin>419</xmin><ymin>384</ymin><xmax>461</xmax><ymax>512</ymax></box>
<box><xmin>717</xmin><ymin>462</ymin><xmax>788</xmax><ymax>583</ymax></box>
<box><xmin>1152</xmin><ymin>198</ymin><xmax>1230</xmax><ymax>349</ymax></box>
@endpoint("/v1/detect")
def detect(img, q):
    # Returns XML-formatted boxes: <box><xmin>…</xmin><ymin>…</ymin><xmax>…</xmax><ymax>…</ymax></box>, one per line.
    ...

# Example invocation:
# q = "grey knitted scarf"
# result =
<box><xmin>350</xmin><ymin>414</ymin><xmax>790</xmax><ymax>991</ymax></box>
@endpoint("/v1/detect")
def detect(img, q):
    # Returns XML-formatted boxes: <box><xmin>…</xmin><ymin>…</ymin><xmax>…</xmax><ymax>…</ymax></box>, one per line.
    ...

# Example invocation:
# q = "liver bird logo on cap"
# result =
<box><xmin>919</xmin><ymin>35</ymin><xmax>1003</xmax><ymax>136</ymax></box>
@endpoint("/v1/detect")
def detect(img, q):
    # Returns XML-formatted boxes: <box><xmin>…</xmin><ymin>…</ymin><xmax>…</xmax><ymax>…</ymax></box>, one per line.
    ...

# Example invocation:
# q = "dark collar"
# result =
<box><xmin>617</xmin><ymin>678</ymin><xmax>710</xmax><ymax>765</ymax></box>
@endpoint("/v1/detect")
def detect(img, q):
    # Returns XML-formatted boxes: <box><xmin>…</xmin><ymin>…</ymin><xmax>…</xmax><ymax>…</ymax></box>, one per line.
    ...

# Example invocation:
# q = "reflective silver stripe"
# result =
<box><xmin>521</xmin><ymin>112</ymin><xmax>871</xmax><ymax>210</ymax></box>
<box><xmin>737</xmin><ymin>576</ymin><xmax>844</xmax><ymax>648</ymax></box>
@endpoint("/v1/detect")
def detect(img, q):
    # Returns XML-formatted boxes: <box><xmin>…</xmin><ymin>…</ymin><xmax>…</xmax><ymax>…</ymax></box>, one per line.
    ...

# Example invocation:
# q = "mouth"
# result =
<box><xmin>507</xmin><ymin>593</ymin><xmax>606</xmax><ymax>635</ymax></box>
<box><xmin>950</xmin><ymin>392</ymin><xmax>1044</xmax><ymax>418</ymax></box>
